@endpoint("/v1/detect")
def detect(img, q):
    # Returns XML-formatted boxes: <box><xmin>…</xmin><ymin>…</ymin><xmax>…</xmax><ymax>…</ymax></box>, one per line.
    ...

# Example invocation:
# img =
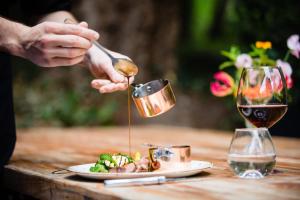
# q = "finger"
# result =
<box><xmin>91</xmin><ymin>79</ymin><xmax>111</xmax><ymax>89</ymax></box>
<box><xmin>43</xmin><ymin>22</ymin><xmax>99</xmax><ymax>41</ymax></box>
<box><xmin>40</xmin><ymin>34</ymin><xmax>92</xmax><ymax>49</ymax></box>
<box><xmin>49</xmin><ymin>55</ymin><xmax>85</xmax><ymax>67</ymax></box>
<box><xmin>95</xmin><ymin>48</ymin><xmax>131</xmax><ymax>82</ymax></box>
<box><xmin>46</xmin><ymin>47</ymin><xmax>87</xmax><ymax>58</ymax></box>
<box><xmin>99</xmin><ymin>84</ymin><xmax>119</xmax><ymax>93</ymax></box>
<box><xmin>99</xmin><ymin>83</ymin><xmax>128</xmax><ymax>93</ymax></box>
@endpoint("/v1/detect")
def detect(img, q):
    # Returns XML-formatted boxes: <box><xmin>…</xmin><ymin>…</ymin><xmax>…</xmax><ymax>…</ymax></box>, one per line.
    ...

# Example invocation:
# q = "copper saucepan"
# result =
<box><xmin>131</xmin><ymin>79</ymin><xmax>176</xmax><ymax>118</ymax></box>
<box><xmin>148</xmin><ymin>145</ymin><xmax>191</xmax><ymax>170</ymax></box>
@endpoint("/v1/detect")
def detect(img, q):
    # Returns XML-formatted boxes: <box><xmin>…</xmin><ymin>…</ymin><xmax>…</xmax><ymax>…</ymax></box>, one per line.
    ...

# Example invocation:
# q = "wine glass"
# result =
<box><xmin>228</xmin><ymin>66</ymin><xmax>288</xmax><ymax>179</ymax></box>
<box><xmin>236</xmin><ymin>66</ymin><xmax>288</xmax><ymax>128</ymax></box>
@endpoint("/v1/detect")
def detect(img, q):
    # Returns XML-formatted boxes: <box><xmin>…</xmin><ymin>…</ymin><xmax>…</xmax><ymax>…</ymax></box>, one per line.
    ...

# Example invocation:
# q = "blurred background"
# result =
<box><xmin>12</xmin><ymin>0</ymin><xmax>300</xmax><ymax>137</ymax></box>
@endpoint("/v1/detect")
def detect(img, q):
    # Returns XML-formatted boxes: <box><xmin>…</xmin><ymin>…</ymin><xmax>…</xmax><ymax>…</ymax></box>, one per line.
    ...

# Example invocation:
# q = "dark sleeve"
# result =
<box><xmin>20</xmin><ymin>0</ymin><xmax>72</xmax><ymax>25</ymax></box>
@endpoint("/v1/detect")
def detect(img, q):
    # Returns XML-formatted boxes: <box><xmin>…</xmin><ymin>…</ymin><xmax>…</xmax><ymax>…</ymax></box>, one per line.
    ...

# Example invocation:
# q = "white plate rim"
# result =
<box><xmin>67</xmin><ymin>160</ymin><xmax>213</xmax><ymax>179</ymax></box>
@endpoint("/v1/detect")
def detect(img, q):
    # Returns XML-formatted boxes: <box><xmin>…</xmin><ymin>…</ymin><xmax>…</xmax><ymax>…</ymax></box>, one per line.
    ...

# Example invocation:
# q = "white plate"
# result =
<box><xmin>67</xmin><ymin>160</ymin><xmax>213</xmax><ymax>180</ymax></box>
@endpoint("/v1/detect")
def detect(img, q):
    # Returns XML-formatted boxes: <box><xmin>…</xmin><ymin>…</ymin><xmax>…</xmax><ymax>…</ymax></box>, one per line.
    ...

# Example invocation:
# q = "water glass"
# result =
<box><xmin>228</xmin><ymin>128</ymin><xmax>276</xmax><ymax>179</ymax></box>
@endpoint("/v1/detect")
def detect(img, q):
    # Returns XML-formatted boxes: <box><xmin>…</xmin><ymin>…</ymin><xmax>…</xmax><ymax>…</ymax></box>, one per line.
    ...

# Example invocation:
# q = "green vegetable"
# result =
<box><xmin>90</xmin><ymin>153</ymin><xmax>134</xmax><ymax>173</ymax></box>
<box><xmin>100</xmin><ymin>154</ymin><xmax>117</xmax><ymax>165</ymax></box>
<box><xmin>90</xmin><ymin>164</ymin><xmax>108</xmax><ymax>173</ymax></box>
<box><xmin>100</xmin><ymin>153</ymin><xmax>113</xmax><ymax>161</ymax></box>
<box><xmin>96</xmin><ymin>159</ymin><xmax>105</xmax><ymax>165</ymax></box>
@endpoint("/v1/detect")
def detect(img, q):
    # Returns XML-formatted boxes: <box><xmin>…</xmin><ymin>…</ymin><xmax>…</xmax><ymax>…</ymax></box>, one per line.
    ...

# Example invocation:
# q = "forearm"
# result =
<box><xmin>38</xmin><ymin>11</ymin><xmax>77</xmax><ymax>24</ymax></box>
<box><xmin>0</xmin><ymin>17</ymin><xmax>29</xmax><ymax>57</ymax></box>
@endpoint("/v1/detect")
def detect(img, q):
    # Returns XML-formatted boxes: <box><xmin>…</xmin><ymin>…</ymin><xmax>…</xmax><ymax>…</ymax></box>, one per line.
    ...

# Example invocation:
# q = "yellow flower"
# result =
<box><xmin>255</xmin><ymin>41</ymin><xmax>272</xmax><ymax>49</ymax></box>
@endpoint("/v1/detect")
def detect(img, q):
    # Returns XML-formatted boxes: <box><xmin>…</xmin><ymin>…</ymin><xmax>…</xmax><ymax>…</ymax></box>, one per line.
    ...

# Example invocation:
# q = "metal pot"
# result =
<box><xmin>148</xmin><ymin>145</ymin><xmax>191</xmax><ymax>170</ymax></box>
<box><xmin>131</xmin><ymin>79</ymin><xmax>176</xmax><ymax>118</ymax></box>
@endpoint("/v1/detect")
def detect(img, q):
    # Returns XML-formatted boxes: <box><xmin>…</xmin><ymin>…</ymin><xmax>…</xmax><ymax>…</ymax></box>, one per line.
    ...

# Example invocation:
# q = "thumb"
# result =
<box><xmin>102</xmin><ymin>63</ymin><xmax>126</xmax><ymax>83</ymax></box>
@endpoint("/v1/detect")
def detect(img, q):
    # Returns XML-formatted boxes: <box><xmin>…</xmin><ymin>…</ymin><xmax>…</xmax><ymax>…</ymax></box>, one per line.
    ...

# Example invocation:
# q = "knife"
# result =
<box><xmin>104</xmin><ymin>176</ymin><xmax>185</xmax><ymax>187</ymax></box>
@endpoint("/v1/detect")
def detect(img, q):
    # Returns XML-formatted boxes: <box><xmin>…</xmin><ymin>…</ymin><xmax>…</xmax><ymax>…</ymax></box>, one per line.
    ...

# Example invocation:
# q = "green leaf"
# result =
<box><xmin>100</xmin><ymin>153</ymin><xmax>113</xmax><ymax>161</ymax></box>
<box><xmin>96</xmin><ymin>159</ymin><xmax>105</xmax><ymax>165</ymax></box>
<box><xmin>249</xmin><ymin>44</ymin><xmax>265</xmax><ymax>57</ymax></box>
<box><xmin>99</xmin><ymin>153</ymin><xmax>117</xmax><ymax>166</ymax></box>
<box><xmin>221</xmin><ymin>50</ymin><xmax>234</xmax><ymax>60</ymax></box>
<box><xmin>219</xmin><ymin>61</ymin><xmax>234</xmax><ymax>69</ymax></box>
<box><xmin>90</xmin><ymin>164</ymin><xmax>108</xmax><ymax>173</ymax></box>
<box><xmin>221</xmin><ymin>46</ymin><xmax>240</xmax><ymax>61</ymax></box>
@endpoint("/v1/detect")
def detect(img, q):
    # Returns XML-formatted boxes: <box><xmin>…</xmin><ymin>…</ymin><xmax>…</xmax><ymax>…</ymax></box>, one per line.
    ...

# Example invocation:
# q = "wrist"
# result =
<box><xmin>8</xmin><ymin>23</ymin><xmax>30</xmax><ymax>58</ymax></box>
<box><xmin>0</xmin><ymin>19</ymin><xmax>30</xmax><ymax>58</ymax></box>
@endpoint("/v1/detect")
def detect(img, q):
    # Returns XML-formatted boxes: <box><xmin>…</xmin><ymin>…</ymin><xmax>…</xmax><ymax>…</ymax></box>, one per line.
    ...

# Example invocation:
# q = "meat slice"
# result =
<box><xmin>134</xmin><ymin>157</ymin><xmax>151</xmax><ymax>172</ymax></box>
<box><xmin>108</xmin><ymin>156</ymin><xmax>159</xmax><ymax>173</ymax></box>
<box><xmin>124</xmin><ymin>163</ymin><xmax>136</xmax><ymax>173</ymax></box>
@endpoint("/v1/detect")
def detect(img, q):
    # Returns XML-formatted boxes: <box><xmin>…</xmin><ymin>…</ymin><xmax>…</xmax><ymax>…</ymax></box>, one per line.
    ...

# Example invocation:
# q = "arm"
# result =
<box><xmin>0</xmin><ymin>10</ymin><xmax>132</xmax><ymax>93</ymax></box>
<box><xmin>0</xmin><ymin>17</ymin><xmax>27</xmax><ymax>57</ymax></box>
<box><xmin>0</xmin><ymin>16</ymin><xmax>99</xmax><ymax>67</ymax></box>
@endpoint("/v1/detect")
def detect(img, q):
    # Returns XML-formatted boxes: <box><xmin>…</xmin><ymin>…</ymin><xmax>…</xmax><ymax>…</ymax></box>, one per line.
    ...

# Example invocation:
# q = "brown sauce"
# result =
<box><xmin>127</xmin><ymin>77</ymin><xmax>132</xmax><ymax>156</ymax></box>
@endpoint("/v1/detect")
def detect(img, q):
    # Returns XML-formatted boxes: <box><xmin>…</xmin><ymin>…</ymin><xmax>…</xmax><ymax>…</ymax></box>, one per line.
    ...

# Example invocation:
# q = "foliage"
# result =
<box><xmin>13</xmin><ymin>60</ymin><xmax>123</xmax><ymax>128</ymax></box>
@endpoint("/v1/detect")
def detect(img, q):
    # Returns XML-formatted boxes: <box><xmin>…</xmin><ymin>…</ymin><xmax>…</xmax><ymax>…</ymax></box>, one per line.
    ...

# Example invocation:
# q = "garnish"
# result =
<box><xmin>90</xmin><ymin>153</ymin><xmax>134</xmax><ymax>173</ymax></box>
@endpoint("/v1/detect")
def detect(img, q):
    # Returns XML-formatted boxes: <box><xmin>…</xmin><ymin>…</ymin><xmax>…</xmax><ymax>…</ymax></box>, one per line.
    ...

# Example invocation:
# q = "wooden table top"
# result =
<box><xmin>3</xmin><ymin>126</ymin><xmax>300</xmax><ymax>200</ymax></box>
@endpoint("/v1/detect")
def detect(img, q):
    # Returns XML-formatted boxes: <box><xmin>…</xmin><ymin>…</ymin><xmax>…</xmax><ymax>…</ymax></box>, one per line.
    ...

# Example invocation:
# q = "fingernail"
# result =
<box><xmin>94</xmin><ymin>32</ymin><xmax>100</xmax><ymax>39</ymax></box>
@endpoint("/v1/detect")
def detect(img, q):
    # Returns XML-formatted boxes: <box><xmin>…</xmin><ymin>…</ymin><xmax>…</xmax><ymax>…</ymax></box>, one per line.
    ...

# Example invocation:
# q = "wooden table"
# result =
<box><xmin>3</xmin><ymin>126</ymin><xmax>300</xmax><ymax>200</ymax></box>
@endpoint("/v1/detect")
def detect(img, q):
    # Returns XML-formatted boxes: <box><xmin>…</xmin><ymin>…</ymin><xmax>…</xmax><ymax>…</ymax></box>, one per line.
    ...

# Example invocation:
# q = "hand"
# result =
<box><xmin>86</xmin><ymin>45</ymin><xmax>134</xmax><ymax>93</ymax></box>
<box><xmin>18</xmin><ymin>21</ymin><xmax>99</xmax><ymax>67</ymax></box>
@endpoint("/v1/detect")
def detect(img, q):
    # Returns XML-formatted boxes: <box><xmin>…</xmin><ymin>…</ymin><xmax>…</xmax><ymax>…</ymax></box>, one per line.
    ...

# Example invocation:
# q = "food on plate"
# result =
<box><xmin>89</xmin><ymin>152</ymin><xmax>160</xmax><ymax>173</ymax></box>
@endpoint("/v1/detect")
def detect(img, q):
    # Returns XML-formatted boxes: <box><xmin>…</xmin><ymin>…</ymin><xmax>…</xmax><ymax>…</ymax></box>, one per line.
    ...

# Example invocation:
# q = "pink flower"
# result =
<box><xmin>210</xmin><ymin>71</ymin><xmax>234</xmax><ymax>97</ymax></box>
<box><xmin>285</xmin><ymin>76</ymin><xmax>293</xmax><ymax>89</ymax></box>
<box><xmin>287</xmin><ymin>34</ymin><xmax>300</xmax><ymax>58</ymax></box>
<box><xmin>276</xmin><ymin>59</ymin><xmax>292</xmax><ymax>76</ymax></box>
<box><xmin>235</xmin><ymin>54</ymin><xmax>253</xmax><ymax>68</ymax></box>
<box><xmin>276</xmin><ymin>59</ymin><xmax>293</xmax><ymax>89</ymax></box>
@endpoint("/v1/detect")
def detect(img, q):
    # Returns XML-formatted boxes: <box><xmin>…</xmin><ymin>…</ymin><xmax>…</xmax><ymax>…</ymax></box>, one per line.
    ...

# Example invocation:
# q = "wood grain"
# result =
<box><xmin>3</xmin><ymin>126</ymin><xmax>300</xmax><ymax>200</ymax></box>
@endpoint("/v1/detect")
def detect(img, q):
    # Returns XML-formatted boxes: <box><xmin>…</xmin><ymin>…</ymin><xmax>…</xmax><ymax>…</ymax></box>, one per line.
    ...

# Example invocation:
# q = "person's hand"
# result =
<box><xmin>86</xmin><ymin>44</ymin><xmax>134</xmax><ymax>93</ymax></box>
<box><xmin>18</xmin><ymin>21</ymin><xmax>99</xmax><ymax>67</ymax></box>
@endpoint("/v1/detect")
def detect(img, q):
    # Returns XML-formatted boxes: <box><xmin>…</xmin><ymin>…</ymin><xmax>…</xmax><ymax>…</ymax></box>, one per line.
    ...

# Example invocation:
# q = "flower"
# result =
<box><xmin>242</xmin><ymin>84</ymin><xmax>272</xmax><ymax>100</ymax></box>
<box><xmin>276</xmin><ymin>59</ymin><xmax>293</xmax><ymax>89</ymax></box>
<box><xmin>210</xmin><ymin>71</ymin><xmax>234</xmax><ymax>97</ymax></box>
<box><xmin>287</xmin><ymin>34</ymin><xmax>300</xmax><ymax>58</ymax></box>
<box><xmin>276</xmin><ymin>59</ymin><xmax>292</xmax><ymax>76</ymax></box>
<box><xmin>235</xmin><ymin>54</ymin><xmax>252</xmax><ymax>68</ymax></box>
<box><xmin>211</xmin><ymin>35</ymin><xmax>297</xmax><ymax>100</ymax></box>
<box><xmin>285</xmin><ymin>76</ymin><xmax>293</xmax><ymax>89</ymax></box>
<box><xmin>255</xmin><ymin>41</ymin><xmax>272</xmax><ymax>49</ymax></box>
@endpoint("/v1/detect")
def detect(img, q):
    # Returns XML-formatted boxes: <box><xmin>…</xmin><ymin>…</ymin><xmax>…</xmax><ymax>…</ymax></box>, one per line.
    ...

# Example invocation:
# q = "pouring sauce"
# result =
<box><xmin>127</xmin><ymin>77</ymin><xmax>132</xmax><ymax>156</ymax></box>
<box><xmin>114</xmin><ymin>59</ymin><xmax>138</xmax><ymax>157</ymax></box>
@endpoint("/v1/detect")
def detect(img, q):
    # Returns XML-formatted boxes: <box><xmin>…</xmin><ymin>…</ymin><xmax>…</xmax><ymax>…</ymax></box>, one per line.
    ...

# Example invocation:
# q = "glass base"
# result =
<box><xmin>238</xmin><ymin>170</ymin><xmax>264</xmax><ymax>179</ymax></box>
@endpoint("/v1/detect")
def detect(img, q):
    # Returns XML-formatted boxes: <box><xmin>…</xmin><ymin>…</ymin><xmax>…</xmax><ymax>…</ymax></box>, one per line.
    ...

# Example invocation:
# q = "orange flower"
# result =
<box><xmin>255</xmin><ymin>41</ymin><xmax>272</xmax><ymax>49</ymax></box>
<box><xmin>242</xmin><ymin>81</ymin><xmax>273</xmax><ymax>100</ymax></box>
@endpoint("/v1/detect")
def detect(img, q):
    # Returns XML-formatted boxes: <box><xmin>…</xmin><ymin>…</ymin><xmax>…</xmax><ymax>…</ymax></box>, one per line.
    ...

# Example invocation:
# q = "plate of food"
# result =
<box><xmin>67</xmin><ymin>152</ymin><xmax>213</xmax><ymax>180</ymax></box>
